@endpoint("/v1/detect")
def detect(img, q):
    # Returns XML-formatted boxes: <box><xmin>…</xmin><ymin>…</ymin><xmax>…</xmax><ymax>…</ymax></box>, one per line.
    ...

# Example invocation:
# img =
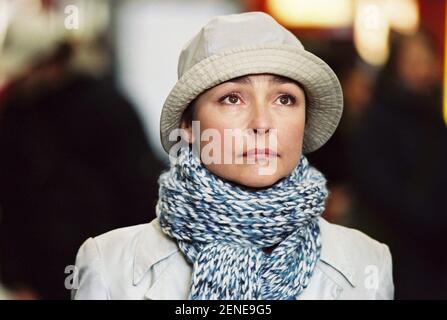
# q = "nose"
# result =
<box><xmin>247</xmin><ymin>101</ymin><xmax>273</xmax><ymax>135</ymax></box>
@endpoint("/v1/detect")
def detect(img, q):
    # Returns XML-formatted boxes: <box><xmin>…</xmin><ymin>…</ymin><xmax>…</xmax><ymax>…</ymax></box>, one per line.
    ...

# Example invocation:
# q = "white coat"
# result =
<box><xmin>71</xmin><ymin>217</ymin><xmax>394</xmax><ymax>300</ymax></box>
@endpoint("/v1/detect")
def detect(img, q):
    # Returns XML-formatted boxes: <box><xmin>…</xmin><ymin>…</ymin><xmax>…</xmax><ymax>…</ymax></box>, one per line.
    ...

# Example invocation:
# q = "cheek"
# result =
<box><xmin>196</xmin><ymin>106</ymin><xmax>241</xmax><ymax>134</ymax></box>
<box><xmin>277</xmin><ymin>115</ymin><xmax>305</xmax><ymax>166</ymax></box>
<box><xmin>195</xmin><ymin>109</ymin><xmax>238</xmax><ymax>164</ymax></box>
<box><xmin>280</xmin><ymin>120</ymin><xmax>305</xmax><ymax>147</ymax></box>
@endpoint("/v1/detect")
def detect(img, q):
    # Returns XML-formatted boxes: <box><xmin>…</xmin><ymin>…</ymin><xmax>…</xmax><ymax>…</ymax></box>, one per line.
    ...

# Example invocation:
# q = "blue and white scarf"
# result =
<box><xmin>157</xmin><ymin>147</ymin><xmax>329</xmax><ymax>300</ymax></box>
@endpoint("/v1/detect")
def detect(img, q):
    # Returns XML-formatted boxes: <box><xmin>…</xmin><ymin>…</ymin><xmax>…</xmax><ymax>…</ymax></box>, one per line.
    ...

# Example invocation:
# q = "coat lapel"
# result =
<box><xmin>318</xmin><ymin>217</ymin><xmax>357</xmax><ymax>288</ymax></box>
<box><xmin>143</xmin><ymin>255</ymin><xmax>192</xmax><ymax>300</ymax></box>
<box><xmin>132</xmin><ymin>221</ymin><xmax>179</xmax><ymax>286</ymax></box>
<box><xmin>132</xmin><ymin>219</ymin><xmax>192</xmax><ymax>299</ymax></box>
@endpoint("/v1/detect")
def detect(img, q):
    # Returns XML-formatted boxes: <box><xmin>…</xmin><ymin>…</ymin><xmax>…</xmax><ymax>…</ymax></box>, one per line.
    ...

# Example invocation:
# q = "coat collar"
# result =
<box><xmin>133</xmin><ymin>220</ymin><xmax>179</xmax><ymax>285</ymax></box>
<box><xmin>318</xmin><ymin>217</ymin><xmax>357</xmax><ymax>287</ymax></box>
<box><xmin>133</xmin><ymin>217</ymin><xmax>357</xmax><ymax>288</ymax></box>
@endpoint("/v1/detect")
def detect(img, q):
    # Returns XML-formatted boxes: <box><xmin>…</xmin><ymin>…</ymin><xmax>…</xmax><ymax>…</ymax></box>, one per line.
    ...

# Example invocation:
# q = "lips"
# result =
<box><xmin>243</xmin><ymin>148</ymin><xmax>278</xmax><ymax>158</ymax></box>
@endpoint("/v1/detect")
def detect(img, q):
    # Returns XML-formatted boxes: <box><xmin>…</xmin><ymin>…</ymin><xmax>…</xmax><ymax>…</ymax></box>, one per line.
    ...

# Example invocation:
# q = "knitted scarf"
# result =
<box><xmin>157</xmin><ymin>147</ymin><xmax>329</xmax><ymax>300</ymax></box>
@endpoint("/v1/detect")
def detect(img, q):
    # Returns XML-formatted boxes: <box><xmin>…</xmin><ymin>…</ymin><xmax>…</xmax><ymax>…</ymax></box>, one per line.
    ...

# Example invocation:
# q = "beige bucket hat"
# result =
<box><xmin>160</xmin><ymin>11</ymin><xmax>343</xmax><ymax>154</ymax></box>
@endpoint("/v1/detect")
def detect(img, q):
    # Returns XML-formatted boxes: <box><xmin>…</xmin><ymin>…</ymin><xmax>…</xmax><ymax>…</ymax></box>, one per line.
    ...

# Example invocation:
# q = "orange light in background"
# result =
<box><xmin>266</xmin><ymin>0</ymin><xmax>353</xmax><ymax>28</ymax></box>
<box><xmin>266</xmin><ymin>0</ymin><xmax>420</xmax><ymax>67</ymax></box>
<box><xmin>354</xmin><ymin>0</ymin><xmax>390</xmax><ymax>66</ymax></box>
<box><xmin>385</xmin><ymin>0</ymin><xmax>419</xmax><ymax>35</ymax></box>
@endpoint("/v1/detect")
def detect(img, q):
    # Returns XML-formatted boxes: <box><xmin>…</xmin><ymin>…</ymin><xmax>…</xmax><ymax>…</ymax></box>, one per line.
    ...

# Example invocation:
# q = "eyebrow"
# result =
<box><xmin>226</xmin><ymin>75</ymin><xmax>298</xmax><ymax>86</ymax></box>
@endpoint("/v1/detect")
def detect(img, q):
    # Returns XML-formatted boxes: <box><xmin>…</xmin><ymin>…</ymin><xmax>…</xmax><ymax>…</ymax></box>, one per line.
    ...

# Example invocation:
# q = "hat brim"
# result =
<box><xmin>160</xmin><ymin>43</ymin><xmax>343</xmax><ymax>154</ymax></box>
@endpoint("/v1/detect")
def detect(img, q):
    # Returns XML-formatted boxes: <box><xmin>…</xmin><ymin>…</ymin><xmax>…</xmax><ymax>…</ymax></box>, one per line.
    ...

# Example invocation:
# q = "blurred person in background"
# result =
<box><xmin>348</xmin><ymin>29</ymin><xmax>447</xmax><ymax>299</ymax></box>
<box><xmin>0</xmin><ymin>37</ymin><xmax>165</xmax><ymax>299</ymax></box>
<box><xmin>307</xmin><ymin>45</ymin><xmax>375</xmax><ymax>225</ymax></box>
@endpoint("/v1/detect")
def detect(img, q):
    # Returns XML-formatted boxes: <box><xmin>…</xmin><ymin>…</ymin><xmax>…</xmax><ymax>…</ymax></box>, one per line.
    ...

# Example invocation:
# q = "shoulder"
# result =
<box><xmin>72</xmin><ymin>221</ymin><xmax>162</xmax><ymax>299</ymax></box>
<box><xmin>319</xmin><ymin>217</ymin><xmax>388</xmax><ymax>262</ymax></box>
<box><xmin>317</xmin><ymin>217</ymin><xmax>394</xmax><ymax>299</ymax></box>
<box><xmin>76</xmin><ymin>223</ymin><xmax>148</xmax><ymax>263</ymax></box>
<box><xmin>91</xmin><ymin>223</ymin><xmax>149</xmax><ymax>252</ymax></box>
<box><xmin>77</xmin><ymin>220</ymin><xmax>167</xmax><ymax>270</ymax></box>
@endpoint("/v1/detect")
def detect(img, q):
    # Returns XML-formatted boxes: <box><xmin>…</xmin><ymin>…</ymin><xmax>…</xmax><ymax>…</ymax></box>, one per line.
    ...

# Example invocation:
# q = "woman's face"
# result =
<box><xmin>182</xmin><ymin>73</ymin><xmax>306</xmax><ymax>188</ymax></box>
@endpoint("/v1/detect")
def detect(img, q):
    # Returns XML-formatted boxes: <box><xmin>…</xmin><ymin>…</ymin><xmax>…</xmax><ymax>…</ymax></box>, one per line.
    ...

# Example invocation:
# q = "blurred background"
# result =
<box><xmin>0</xmin><ymin>0</ymin><xmax>445</xmax><ymax>300</ymax></box>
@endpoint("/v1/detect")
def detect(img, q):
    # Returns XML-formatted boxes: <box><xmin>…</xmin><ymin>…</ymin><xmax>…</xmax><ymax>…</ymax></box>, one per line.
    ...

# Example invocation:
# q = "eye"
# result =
<box><xmin>218</xmin><ymin>93</ymin><xmax>243</xmax><ymax>105</ymax></box>
<box><xmin>275</xmin><ymin>94</ymin><xmax>297</xmax><ymax>106</ymax></box>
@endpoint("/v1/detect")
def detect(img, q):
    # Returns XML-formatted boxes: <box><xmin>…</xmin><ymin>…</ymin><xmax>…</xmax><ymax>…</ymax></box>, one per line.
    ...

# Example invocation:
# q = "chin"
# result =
<box><xmin>237</xmin><ymin>178</ymin><xmax>279</xmax><ymax>189</ymax></box>
<box><xmin>231</xmin><ymin>165</ymin><xmax>284</xmax><ymax>189</ymax></box>
<box><xmin>205</xmin><ymin>161</ymin><xmax>287</xmax><ymax>189</ymax></box>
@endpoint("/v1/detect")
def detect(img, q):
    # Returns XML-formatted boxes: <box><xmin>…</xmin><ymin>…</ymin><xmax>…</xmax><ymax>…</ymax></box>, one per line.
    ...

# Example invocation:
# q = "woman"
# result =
<box><xmin>71</xmin><ymin>11</ymin><xmax>394</xmax><ymax>300</ymax></box>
